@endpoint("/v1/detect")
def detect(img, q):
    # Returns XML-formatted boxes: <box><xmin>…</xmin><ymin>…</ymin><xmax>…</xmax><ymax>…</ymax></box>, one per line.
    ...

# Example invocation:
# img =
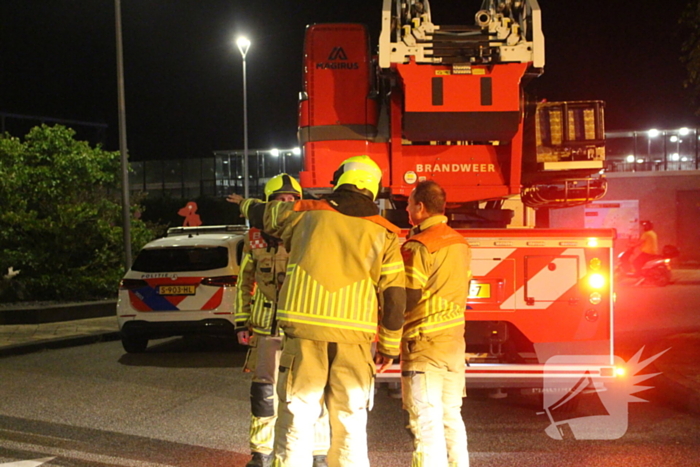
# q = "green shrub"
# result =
<box><xmin>0</xmin><ymin>125</ymin><xmax>162</xmax><ymax>302</ymax></box>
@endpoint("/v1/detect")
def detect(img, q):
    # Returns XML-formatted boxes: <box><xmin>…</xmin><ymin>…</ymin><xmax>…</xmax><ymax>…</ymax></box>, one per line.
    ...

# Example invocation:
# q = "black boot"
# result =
<box><xmin>245</xmin><ymin>452</ymin><xmax>273</xmax><ymax>467</ymax></box>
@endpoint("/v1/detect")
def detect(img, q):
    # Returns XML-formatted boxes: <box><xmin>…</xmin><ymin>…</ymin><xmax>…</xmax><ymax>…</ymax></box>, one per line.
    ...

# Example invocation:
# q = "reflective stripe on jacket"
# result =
<box><xmin>235</xmin><ymin>228</ymin><xmax>289</xmax><ymax>335</ymax></box>
<box><xmin>241</xmin><ymin>197</ymin><xmax>405</xmax><ymax>356</ymax></box>
<box><xmin>401</xmin><ymin>216</ymin><xmax>472</xmax><ymax>340</ymax></box>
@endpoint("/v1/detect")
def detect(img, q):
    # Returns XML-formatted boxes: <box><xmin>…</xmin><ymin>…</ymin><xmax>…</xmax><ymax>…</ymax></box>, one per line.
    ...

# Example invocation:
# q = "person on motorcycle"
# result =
<box><xmin>633</xmin><ymin>220</ymin><xmax>659</xmax><ymax>274</ymax></box>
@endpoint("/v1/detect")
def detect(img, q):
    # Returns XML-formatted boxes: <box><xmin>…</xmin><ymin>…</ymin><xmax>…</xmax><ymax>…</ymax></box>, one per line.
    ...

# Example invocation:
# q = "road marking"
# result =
<box><xmin>0</xmin><ymin>439</ymin><xmax>175</xmax><ymax>467</ymax></box>
<box><xmin>0</xmin><ymin>459</ymin><xmax>55</xmax><ymax>467</ymax></box>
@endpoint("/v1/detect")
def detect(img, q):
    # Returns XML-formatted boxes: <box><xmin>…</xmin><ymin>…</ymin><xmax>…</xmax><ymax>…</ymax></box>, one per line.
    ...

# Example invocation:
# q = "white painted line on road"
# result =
<box><xmin>0</xmin><ymin>439</ymin><xmax>176</xmax><ymax>467</ymax></box>
<box><xmin>0</xmin><ymin>458</ymin><xmax>55</xmax><ymax>467</ymax></box>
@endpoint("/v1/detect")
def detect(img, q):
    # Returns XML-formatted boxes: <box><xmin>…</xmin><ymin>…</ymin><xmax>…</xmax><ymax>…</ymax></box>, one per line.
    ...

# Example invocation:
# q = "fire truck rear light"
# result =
<box><xmin>494</xmin><ymin>241</ymin><xmax>512</xmax><ymax>246</ymax></box>
<box><xmin>589</xmin><ymin>258</ymin><xmax>602</xmax><ymax>271</ymax></box>
<box><xmin>585</xmin><ymin>308</ymin><xmax>599</xmax><ymax>321</ymax></box>
<box><xmin>589</xmin><ymin>292</ymin><xmax>602</xmax><ymax>305</ymax></box>
<box><xmin>614</xmin><ymin>366</ymin><xmax>626</xmax><ymax>377</ymax></box>
<box><xmin>527</xmin><ymin>241</ymin><xmax>545</xmax><ymax>246</ymax></box>
<box><xmin>588</xmin><ymin>273</ymin><xmax>605</xmax><ymax>289</ymax></box>
<box><xmin>587</xmin><ymin>238</ymin><xmax>599</xmax><ymax>247</ymax></box>
<box><xmin>559</xmin><ymin>241</ymin><xmax>578</xmax><ymax>246</ymax></box>
<box><xmin>201</xmin><ymin>275</ymin><xmax>238</xmax><ymax>287</ymax></box>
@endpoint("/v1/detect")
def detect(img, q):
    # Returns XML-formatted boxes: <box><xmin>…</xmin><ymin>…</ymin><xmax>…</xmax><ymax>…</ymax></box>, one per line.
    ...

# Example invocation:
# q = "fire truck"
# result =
<box><xmin>297</xmin><ymin>0</ymin><xmax>616</xmax><ymax>390</ymax></box>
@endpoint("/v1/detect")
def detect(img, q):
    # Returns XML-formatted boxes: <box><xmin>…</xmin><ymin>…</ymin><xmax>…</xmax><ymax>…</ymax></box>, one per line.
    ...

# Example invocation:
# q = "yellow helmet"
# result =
<box><xmin>331</xmin><ymin>155</ymin><xmax>383</xmax><ymax>200</ymax></box>
<box><xmin>264</xmin><ymin>173</ymin><xmax>302</xmax><ymax>201</ymax></box>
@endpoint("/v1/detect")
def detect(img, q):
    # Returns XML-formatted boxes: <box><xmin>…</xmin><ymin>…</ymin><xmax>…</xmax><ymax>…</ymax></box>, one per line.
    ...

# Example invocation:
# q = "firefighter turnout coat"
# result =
<box><xmin>236</xmin><ymin>228</ymin><xmax>288</xmax><ymax>335</ymax></box>
<box><xmin>401</xmin><ymin>215</ymin><xmax>472</xmax><ymax>371</ymax></box>
<box><xmin>241</xmin><ymin>193</ymin><xmax>406</xmax><ymax>358</ymax></box>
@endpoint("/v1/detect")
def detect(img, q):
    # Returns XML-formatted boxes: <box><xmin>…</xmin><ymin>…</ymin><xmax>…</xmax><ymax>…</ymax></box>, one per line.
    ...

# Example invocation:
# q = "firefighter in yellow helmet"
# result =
<box><xmin>228</xmin><ymin>155</ymin><xmax>406</xmax><ymax>467</ymax></box>
<box><xmin>228</xmin><ymin>173</ymin><xmax>329</xmax><ymax>467</ymax></box>
<box><xmin>401</xmin><ymin>180</ymin><xmax>472</xmax><ymax>467</ymax></box>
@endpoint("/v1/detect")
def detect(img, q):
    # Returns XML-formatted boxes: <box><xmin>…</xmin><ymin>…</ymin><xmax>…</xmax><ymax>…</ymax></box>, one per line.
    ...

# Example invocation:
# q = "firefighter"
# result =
<box><xmin>401</xmin><ymin>180</ymin><xmax>471</xmax><ymax>467</ymax></box>
<box><xmin>228</xmin><ymin>155</ymin><xmax>406</xmax><ymax>467</ymax></box>
<box><xmin>228</xmin><ymin>174</ymin><xmax>330</xmax><ymax>467</ymax></box>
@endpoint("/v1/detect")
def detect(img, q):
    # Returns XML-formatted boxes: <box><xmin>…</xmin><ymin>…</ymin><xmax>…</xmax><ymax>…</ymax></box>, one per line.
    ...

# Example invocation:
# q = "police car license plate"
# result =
<box><xmin>158</xmin><ymin>285</ymin><xmax>196</xmax><ymax>295</ymax></box>
<box><xmin>468</xmin><ymin>282</ymin><xmax>491</xmax><ymax>299</ymax></box>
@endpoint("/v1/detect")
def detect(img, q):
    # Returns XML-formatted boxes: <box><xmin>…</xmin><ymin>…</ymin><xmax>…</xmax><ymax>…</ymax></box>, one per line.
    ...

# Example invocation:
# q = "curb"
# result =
<box><xmin>0</xmin><ymin>331</ymin><xmax>121</xmax><ymax>358</ymax></box>
<box><xmin>0</xmin><ymin>300</ymin><xmax>117</xmax><ymax>325</ymax></box>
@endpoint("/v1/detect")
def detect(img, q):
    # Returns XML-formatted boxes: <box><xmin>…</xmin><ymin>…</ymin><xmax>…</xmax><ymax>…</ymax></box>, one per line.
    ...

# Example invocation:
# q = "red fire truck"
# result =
<box><xmin>297</xmin><ymin>0</ymin><xmax>616</xmax><ymax>389</ymax></box>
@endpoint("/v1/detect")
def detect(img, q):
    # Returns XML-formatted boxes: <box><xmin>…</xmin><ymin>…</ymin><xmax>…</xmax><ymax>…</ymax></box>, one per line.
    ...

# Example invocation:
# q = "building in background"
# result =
<box><xmin>605</xmin><ymin>128</ymin><xmax>700</xmax><ymax>173</ymax></box>
<box><xmin>128</xmin><ymin>148</ymin><xmax>302</xmax><ymax>200</ymax></box>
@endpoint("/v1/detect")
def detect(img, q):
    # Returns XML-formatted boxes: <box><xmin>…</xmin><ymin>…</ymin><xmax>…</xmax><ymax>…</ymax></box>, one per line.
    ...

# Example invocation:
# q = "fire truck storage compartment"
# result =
<box><xmin>298</xmin><ymin>23</ymin><xmax>378</xmax><ymax>143</ymax></box>
<box><xmin>396</xmin><ymin>62</ymin><xmax>528</xmax><ymax>142</ymax></box>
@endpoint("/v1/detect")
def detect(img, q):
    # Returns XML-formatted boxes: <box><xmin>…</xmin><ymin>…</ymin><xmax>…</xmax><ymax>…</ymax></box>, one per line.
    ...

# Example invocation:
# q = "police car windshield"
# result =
<box><xmin>131</xmin><ymin>247</ymin><xmax>229</xmax><ymax>272</ymax></box>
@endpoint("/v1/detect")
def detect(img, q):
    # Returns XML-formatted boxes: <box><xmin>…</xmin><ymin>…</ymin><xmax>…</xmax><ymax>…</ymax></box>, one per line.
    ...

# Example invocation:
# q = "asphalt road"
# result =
<box><xmin>0</xmin><ymin>342</ymin><xmax>698</xmax><ymax>466</ymax></box>
<box><xmin>0</xmin><ymin>282</ymin><xmax>698</xmax><ymax>467</ymax></box>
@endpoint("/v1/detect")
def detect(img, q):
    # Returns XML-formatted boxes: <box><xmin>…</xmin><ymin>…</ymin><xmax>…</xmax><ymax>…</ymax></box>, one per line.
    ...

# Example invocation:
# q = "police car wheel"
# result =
<box><xmin>122</xmin><ymin>336</ymin><xmax>148</xmax><ymax>353</ymax></box>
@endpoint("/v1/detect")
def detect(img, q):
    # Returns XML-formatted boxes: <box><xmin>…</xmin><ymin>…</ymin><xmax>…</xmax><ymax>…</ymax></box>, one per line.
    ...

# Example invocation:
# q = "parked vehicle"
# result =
<box><xmin>296</xmin><ymin>0</ymin><xmax>615</xmax><ymax>391</ymax></box>
<box><xmin>614</xmin><ymin>245</ymin><xmax>680</xmax><ymax>287</ymax></box>
<box><xmin>116</xmin><ymin>225</ymin><xmax>247</xmax><ymax>353</ymax></box>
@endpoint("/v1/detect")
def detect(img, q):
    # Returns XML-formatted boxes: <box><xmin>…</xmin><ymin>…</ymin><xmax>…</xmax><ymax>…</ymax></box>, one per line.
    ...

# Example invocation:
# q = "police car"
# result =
<box><xmin>116</xmin><ymin>225</ymin><xmax>247</xmax><ymax>353</ymax></box>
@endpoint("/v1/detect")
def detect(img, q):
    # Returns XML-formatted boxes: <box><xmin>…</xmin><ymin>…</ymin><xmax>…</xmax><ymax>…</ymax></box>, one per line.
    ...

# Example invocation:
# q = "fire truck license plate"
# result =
<box><xmin>158</xmin><ymin>285</ymin><xmax>196</xmax><ymax>295</ymax></box>
<box><xmin>468</xmin><ymin>283</ymin><xmax>491</xmax><ymax>299</ymax></box>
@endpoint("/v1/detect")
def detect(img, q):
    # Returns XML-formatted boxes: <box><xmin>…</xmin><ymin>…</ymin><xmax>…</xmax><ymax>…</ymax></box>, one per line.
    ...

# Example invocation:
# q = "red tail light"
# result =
<box><xmin>201</xmin><ymin>275</ymin><xmax>238</xmax><ymax>287</ymax></box>
<box><xmin>119</xmin><ymin>279</ymin><xmax>149</xmax><ymax>290</ymax></box>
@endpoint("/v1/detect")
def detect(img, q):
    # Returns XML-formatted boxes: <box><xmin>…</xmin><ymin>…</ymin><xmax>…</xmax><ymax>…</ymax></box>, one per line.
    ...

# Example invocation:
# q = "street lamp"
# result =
<box><xmin>115</xmin><ymin>0</ymin><xmax>132</xmax><ymax>268</ymax></box>
<box><xmin>236</xmin><ymin>36</ymin><xmax>251</xmax><ymax>198</ymax></box>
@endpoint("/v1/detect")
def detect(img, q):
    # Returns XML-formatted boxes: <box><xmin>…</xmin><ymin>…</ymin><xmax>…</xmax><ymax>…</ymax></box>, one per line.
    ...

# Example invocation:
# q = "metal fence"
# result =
<box><xmin>605</xmin><ymin>128</ymin><xmax>700</xmax><ymax>173</ymax></box>
<box><xmin>129</xmin><ymin>148</ymin><xmax>302</xmax><ymax>199</ymax></box>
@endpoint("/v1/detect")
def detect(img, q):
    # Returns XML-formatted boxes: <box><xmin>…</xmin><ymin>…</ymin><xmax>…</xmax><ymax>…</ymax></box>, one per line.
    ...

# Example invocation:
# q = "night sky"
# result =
<box><xmin>1</xmin><ymin>0</ymin><xmax>697</xmax><ymax>161</ymax></box>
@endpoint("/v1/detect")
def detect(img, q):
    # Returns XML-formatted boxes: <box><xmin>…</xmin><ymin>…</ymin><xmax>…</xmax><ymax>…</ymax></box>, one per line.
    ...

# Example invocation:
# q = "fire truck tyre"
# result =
<box><xmin>122</xmin><ymin>335</ymin><xmax>148</xmax><ymax>353</ymax></box>
<box><xmin>648</xmin><ymin>267</ymin><xmax>670</xmax><ymax>287</ymax></box>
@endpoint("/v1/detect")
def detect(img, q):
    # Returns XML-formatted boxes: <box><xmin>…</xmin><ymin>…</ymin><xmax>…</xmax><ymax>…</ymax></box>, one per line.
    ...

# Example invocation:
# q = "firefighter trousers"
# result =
<box><xmin>246</xmin><ymin>334</ymin><xmax>330</xmax><ymax>456</ymax></box>
<box><xmin>402</xmin><ymin>367</ymin><xmax>469</xmax><ymax>467</ymax></box>
<box><xmin>273</xmin><ymin>336</ymin><xmax>375</xmax><ymax>467</ymax></box>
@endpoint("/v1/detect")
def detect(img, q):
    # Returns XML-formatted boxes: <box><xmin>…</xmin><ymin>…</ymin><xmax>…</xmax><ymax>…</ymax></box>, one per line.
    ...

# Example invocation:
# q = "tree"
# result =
<box><xmin>0</xmin><ymin>125</ymin><xmax>161</xmax><ymax>302</ymax></box>
<box><xmin>680</xmin><ymin>0</ymin><xmax>700</xmax><ymax>114</ymax></box>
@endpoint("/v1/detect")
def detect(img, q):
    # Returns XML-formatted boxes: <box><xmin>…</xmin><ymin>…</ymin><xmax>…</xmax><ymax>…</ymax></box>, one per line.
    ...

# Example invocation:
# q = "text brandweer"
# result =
<box><xmin>416</xmin><ymin>163</ymin><xmax>496</xmax><ymax>173</ymax></box>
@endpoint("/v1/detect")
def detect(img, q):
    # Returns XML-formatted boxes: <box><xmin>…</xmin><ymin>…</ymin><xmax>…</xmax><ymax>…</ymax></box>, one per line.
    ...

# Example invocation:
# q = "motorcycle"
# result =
<box><xmin>614</xmin><ymin>245</ymin><xmax>680</xmax><ymax>287</ymax></box>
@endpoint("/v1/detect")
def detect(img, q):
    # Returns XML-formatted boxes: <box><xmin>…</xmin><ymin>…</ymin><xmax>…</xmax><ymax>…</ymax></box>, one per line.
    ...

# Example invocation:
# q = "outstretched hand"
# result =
<box><xmin>227</xmin><ymin>193</ymin><xmax>244</xmax><ymax>205</ymax></box>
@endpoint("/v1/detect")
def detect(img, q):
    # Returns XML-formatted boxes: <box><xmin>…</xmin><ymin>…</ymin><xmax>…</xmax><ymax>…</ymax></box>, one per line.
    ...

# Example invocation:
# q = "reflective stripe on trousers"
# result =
<box><xmin>273</xmin><ymin>337</ymin><xmax>374</xmax><ymax>467</ymax></box>
<box><xmin>249</xmin><ymin>335</ymin><xmax>282</xmax><ymax>454</ymax></box>
<box><xmin>248</xmin><ymin>335</ymin><xmax>330</xmax><ymax>456</ymax></box>
<box><xmin>402</xmin><ymin>368</ymin><xmax>469</xmax><ymax>467</ymax></box>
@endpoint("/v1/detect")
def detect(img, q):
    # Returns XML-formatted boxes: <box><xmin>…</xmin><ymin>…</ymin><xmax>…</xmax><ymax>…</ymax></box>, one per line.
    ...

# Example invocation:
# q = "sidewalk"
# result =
<box><xmin>0</xmin><ymin>315</ymin><xmax>119</xmax><ymax>357</ymax></box>
<box><xmin>1</xmin><ymin>273</ymin><xmax>699</xmax><ymax>415</ymax></box>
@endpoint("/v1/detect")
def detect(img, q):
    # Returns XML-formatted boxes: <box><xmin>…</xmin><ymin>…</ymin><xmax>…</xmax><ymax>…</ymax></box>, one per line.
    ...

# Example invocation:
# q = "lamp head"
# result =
<box><xmin>236</xmin><ymin>37</ymin><xmax>251</xmax><ymax>57</ymax></box>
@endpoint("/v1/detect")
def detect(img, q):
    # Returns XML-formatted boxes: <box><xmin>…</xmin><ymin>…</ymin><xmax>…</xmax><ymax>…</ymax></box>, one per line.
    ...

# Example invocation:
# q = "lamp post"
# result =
<box><xmin>115</xmin><ymin>0</ymin><xmax>132</xmax><ymax>268</ymax></box>
<box><xmin>236</xmin><ymin>36</ymin><xmax>251</xmax><ymax>198</ymax></box>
